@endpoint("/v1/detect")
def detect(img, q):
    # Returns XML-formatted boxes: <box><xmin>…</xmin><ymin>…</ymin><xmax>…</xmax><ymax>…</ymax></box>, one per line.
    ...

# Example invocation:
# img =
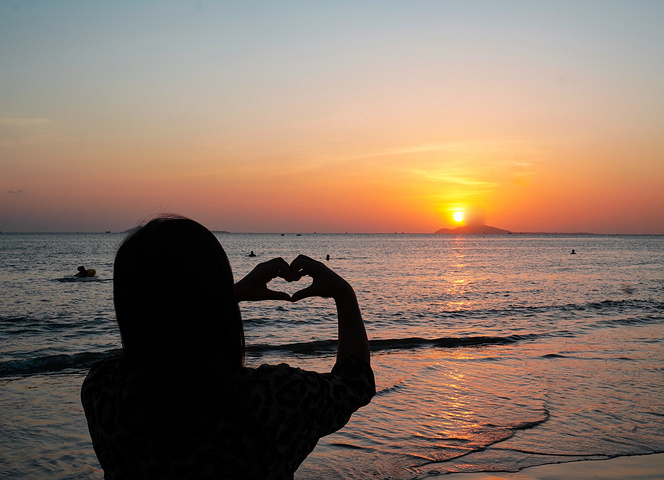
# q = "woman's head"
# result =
<box><xmin>113</xmin><ymin>216</ymin><xmax>244</xmax><ymax>370</ymax></box>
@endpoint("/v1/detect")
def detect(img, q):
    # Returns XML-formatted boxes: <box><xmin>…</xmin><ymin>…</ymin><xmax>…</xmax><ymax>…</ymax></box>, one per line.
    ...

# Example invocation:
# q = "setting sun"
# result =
<box><xmin>453</xmin><ymin>211</ymin><xmax>464</xmax><ymax>223</ymax></box>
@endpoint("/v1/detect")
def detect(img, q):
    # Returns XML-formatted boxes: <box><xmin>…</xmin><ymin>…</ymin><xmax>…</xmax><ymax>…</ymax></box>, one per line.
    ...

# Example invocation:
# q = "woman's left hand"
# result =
<box><xmin>234</xmin><ymin>257</ymin><xmax>297</xmax><ymax>302</ymax></box>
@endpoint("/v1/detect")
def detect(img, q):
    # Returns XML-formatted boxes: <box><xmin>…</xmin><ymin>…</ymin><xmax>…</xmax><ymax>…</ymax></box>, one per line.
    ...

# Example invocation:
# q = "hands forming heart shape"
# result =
<box><xmin>234</xmin><ymin>255</ymin><xmax>351</xmax><ymax>303</ymax></box>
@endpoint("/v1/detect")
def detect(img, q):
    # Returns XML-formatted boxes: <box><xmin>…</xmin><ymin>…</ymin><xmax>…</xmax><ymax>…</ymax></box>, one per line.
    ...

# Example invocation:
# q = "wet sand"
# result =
<box><xmin>437</xmin><ymin>454</ymin><xmax>664</xmax><ymax>480</ymax></box>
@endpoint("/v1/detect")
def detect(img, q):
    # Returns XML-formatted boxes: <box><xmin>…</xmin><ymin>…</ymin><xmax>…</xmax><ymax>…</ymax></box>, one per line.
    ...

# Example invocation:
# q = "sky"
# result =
<box><xmin>1</xmin><ymin>1</ymin><xmax>663</xmax><ymax>233</ymax></box>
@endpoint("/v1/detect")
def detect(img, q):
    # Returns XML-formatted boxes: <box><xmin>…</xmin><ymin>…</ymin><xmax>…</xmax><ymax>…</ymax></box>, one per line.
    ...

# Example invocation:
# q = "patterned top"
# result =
<box><xmin>81</xmin><ymin>356</ymin><xmax>375</xmax><ymax>480</ymax></box>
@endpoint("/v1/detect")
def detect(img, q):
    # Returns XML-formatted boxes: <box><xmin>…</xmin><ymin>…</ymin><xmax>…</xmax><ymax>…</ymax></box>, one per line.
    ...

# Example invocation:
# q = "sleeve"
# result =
<box><xmin>80</xmin><ymin>358</ymin><xmax>120</xmax><ymax>473</ymax></box>
<box><xmin>318</xmin><ymin>356</ymin><xmax>376</xmax><ymax>435</ymax></box>
<box><xmin>267</xmin><ymin>357</ymin><xmax>375</xmax><ymax>441</ymax></box>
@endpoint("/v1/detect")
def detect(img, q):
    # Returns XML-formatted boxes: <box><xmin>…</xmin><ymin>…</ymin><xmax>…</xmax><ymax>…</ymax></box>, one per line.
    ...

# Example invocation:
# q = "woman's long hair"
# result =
<box><xmin>113</xmin><ymin>216</ymin><xmax>245</xmax><ymax>374</ymax></box>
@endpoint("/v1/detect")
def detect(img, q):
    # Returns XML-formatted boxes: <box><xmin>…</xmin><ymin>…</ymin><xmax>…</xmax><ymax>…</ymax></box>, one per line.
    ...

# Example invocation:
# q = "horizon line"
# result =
<box><xmin>1</xmin><ymin>230</ymin><xmax>663</xmax><ymax>236</ymax></box>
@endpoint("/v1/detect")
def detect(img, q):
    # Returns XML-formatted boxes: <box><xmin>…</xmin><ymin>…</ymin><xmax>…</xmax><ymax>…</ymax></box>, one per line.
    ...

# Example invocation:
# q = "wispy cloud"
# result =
<box><xmin>409</xmin><ymin>169</ymin><xmax>497</xmax><ymax>187</ymax></box>
<box><xmin>0</xmin><ymin>117</ymin><xmax>51</xmax><ymax>127</ymax></box>
<box><xmin>8</xmin><ymin>190</ymin><xmax>25</xmax><ymax>194</ymax></box>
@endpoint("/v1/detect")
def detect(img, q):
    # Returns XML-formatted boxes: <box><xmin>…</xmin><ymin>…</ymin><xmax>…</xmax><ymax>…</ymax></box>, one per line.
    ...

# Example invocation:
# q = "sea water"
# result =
<box><xmin>0</xmin><ymin>233</ymin><xmax>663</xmax><ymax>479</ymax></box>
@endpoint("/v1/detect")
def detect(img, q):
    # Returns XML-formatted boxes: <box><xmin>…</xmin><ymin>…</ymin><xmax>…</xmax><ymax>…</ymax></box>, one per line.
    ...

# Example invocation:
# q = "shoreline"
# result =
<box><xmin>435</xmin><ymin>453</ymin><xmax>664</xmax><ymax>480</ymax></box>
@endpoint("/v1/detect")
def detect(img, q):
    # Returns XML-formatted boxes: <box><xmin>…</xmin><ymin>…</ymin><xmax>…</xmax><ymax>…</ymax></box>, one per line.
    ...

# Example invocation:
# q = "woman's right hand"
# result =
<box><xmin>290</xmin><ymin>255</ymin><xmax>369</xmax><ymax>363</ymax></box>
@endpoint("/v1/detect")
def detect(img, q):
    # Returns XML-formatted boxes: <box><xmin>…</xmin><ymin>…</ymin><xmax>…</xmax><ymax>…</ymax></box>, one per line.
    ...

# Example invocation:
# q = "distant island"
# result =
<box><xmin>435</xmin><ymin>224</ymin><xmax>511</xmax><ymax>234</ymax></box>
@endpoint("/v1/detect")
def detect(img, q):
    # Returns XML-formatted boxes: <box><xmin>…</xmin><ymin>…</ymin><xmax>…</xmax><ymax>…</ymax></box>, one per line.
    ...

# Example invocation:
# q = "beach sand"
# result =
<box><xmin>437</xmin><ymin>454</ymin><xmax>664</xmax><ymax>480</ymax></box>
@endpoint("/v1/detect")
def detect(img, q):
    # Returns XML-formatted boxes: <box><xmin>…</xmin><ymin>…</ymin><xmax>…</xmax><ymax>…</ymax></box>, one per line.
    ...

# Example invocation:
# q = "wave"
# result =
<box><xmin>3</xmin><ymin>297</ymin><xmax>660</xmax><ymax>331</ymax></box>
<box><xmin>368</xmin><ymin>334</ymin><xmax>537</xmax><ymax>351</ymax></box>
<box><xmin>416</xmin><ymin>407</ymin><xmax>552</xmax><ymax>470</ymax></box>
<box><xmin>247</xmin><ymin>334</ymin><xmax>539</xmax><ymax>356</ymax></box>
<box><xmin>0</xmin><ymin>334</ymin><xmax>537</xmax><ymax>377</ymax></box>
<box><xmin>3</xmin><ymin>295</ymin><xmax>660</xmax><ymax>378</ymax></box>
<box><xmin>494</xmin><ymin>298</ymin><xmax>663</xmax><ymax>318</ymax></box>
<box><xmin>592</xmin><ymin>314</ymin><xmax>664</xmax><ymax>329</ymax></box>
<box><xmin>55</xmin><ymin>277</ymin><xmax>112</xmax><ymax>283</ymax></box>
<box><xmin>0</xmin><ymin>349</ymin><xmax>121</xmax><ymax>377</ymax></box>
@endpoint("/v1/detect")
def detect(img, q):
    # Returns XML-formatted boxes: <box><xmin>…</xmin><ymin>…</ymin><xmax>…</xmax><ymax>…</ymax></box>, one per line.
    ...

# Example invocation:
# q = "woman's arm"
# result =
<box><xmin>290</xmin><ymin>255</ymin><xmax>370</xmax><ymax>365</ymax></box>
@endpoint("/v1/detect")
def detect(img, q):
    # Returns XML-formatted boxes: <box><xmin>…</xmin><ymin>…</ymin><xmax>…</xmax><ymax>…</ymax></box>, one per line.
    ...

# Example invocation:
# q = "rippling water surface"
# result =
<box><xmin>1</xmin><ymin>233</ymin><xmax>663</xmax><ymax>479</ymax></box>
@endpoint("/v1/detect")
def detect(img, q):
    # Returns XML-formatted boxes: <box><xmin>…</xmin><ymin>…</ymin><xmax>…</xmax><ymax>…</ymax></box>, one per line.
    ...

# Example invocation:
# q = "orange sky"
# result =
<box><xmin>2</xmin><ymin>2</ymin><xmax>663</xmax><ymax>233</ymax></box>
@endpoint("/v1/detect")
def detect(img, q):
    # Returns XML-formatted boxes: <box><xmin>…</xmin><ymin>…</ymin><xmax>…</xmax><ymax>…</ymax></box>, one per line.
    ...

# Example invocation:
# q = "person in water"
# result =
<box><xmin>75</xmin><ymin>266</ymin><xmax>96</xmax><ymax>277</ymax></box>
<box><xmin>81</xmin><ymin>216</ymin><xmax>374</xmax><ymax>480</ymax></box>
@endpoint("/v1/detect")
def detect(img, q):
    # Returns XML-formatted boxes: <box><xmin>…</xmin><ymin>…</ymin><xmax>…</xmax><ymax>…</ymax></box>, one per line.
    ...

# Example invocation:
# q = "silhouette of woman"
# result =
<box><xmin>81</xmin><ymin>216</ymin><xmax>374</xmax><ymax>479</ymax></box>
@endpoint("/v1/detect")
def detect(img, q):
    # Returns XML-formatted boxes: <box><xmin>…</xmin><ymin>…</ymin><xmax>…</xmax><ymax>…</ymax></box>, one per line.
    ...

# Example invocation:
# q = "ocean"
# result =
<box><xmin>1</xmin><ymin>232</ymin><xmax>663</xmax><ymax>479</ymax></box>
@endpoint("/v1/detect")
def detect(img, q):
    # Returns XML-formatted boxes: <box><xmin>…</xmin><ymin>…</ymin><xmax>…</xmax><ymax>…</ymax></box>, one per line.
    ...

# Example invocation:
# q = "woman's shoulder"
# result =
<box><xmin>241</xmin><ymin>358</ymin><xmax>373</xmax><ymax>381</ymax></box>
<box><xmin>81</xmin><ymin>354</ymin><xmax>142</xmax><ymax>401</ymax></box>
<box><xmin>238</xmin><ymin>362</ymin><xmax>299</xmax><ymax>383</ymax></box>
<box><xmin>83</xmin><ymin>354</ymin><xmax>123</xmax><ymax>383</ymax></box>
<box><xmin>81</xmin><ymin>355</ymin><xmax>125</xmax><ymax>415</ymax></box>
<box><xmin>242</xmin><ymin>357</ymin><xmax>372</xmax><ymax>375</ymax></box>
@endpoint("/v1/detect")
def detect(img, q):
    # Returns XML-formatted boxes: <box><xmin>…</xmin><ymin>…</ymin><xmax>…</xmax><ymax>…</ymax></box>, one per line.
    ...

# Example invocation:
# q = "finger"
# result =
<box><xmin>254</xmin><ymin>258</ymin><xmax>291</xmax><ymax>283</ymax></box>
<box><xmin>290</xmin><ymin>255</ymin><xmax>318</xmax><ymax>278</ymax></box>
<box><xmin>264</xmin><ymin>289</ymin><xmax>292</xmax><ymax>301</ymax></box>
<box><xmin>291</xmin><ymin>284</ymin><xmax>320</xmax><ymax>302</ymax></box>
<box><xmin>264</xmin><ymin>257</ymin><xmax>298</xmax><ymax>282</ymax></box>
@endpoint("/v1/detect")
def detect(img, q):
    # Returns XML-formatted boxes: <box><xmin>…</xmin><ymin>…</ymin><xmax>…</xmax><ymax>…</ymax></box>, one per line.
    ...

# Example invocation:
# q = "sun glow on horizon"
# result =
<box><xmin>453</xmin><ymin>211</ymin><xmax>464</xmax><ymax>223</ymax></box>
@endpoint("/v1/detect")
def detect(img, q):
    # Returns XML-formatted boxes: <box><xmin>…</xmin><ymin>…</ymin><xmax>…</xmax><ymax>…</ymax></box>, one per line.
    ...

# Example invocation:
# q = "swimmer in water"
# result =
<box><xmin>571</xmin><ymin>249</ymin><xmax>576</xmax><ymax>255</ymax></box>
<box><xmin>75</xmin><ymin>266</ymin><xmax>96</xmax><ymax>277</ymax></box>
<box><xmin>248</xmin><ymin>251</ymin><xmax>256</xmax><ymax>257</ymax></box>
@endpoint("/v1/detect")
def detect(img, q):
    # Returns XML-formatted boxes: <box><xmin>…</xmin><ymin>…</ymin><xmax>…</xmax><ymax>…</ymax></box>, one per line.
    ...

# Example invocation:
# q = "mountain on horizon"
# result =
<box><xmin>435</xmin><ymin>224</ymin><xmax>511</xmax><ymax>234</ymax></box>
